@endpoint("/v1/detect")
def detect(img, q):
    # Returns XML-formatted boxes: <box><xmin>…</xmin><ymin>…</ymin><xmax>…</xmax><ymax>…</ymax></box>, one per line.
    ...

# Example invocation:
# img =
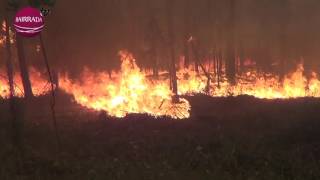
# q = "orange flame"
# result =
<box><xmin>1</xmin><ymin>50</ymin><xmax>320</xmax><ymax>119</ymax></box>
<box><xmin>210</xmin><ymin>64</ymin><xmax>320</xmax><ymax>99</ymax></box>
<box><xmin>175</xmin><ymin>61</ymin><xmax>320</xmax><ymax>99</ymax></box>
<box><xmin>59</xmin><ymin>51</ymin><xmax>191</xmax><ymax>119</ymax></box>
<box><xmin>58</xmin><ymin>52</ymin><xmax>320</xmax><ymax>119</ymax></box>
<box><xmin>0</xmin><ymin>67</ymin><xmax>50</xmax><ymax>98</ymax></box>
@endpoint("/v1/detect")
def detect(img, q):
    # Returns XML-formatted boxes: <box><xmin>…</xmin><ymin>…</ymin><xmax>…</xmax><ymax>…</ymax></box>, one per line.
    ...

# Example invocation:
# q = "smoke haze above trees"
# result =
<box><xmin>2</xmin><ymin>0</ymin><xmax>320</xmax><ymax>76</ymax></box>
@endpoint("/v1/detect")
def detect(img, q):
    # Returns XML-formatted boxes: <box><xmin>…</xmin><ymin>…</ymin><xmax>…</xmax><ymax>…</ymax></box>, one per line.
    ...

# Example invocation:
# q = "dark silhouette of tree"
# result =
<box><xmin>166</xmin><ymin>0</ymin><xmax>178</xmax><ymax>102</ymax></box>
<box><xmin>7</xmin><ymin>0</ymin><xmax>34</xmax><ymax>98</ymax></box>
<box><xmin>225</xmin><ymin>0</ymin><xmax>236</xmax><ymax>84</ymax></box>
<box><xmin>183</xmin><ymin>0</ymin><xmax>191</xmax><ymax>68</ymax></box>
<box><xmin>145</xmin><ymin>0</ymin><xmax>161</xmax><ymax>78</ymax></box>
<box><xmin>278</xmin><ymin>0</ymin><xmax>290</xmax><ymax>80</ymax></box>
<box><xmin>16</xmin><ymin>35</ymin><xmax>34</xmax><ymax>98</ymax></box>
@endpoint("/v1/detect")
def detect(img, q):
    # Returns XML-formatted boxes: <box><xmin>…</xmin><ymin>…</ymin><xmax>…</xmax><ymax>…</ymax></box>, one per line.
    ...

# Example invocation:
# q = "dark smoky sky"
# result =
<box><xmin>2</xmin><ymin>0</ymin><xmax>320</xmax><ymax>74</ymax></box>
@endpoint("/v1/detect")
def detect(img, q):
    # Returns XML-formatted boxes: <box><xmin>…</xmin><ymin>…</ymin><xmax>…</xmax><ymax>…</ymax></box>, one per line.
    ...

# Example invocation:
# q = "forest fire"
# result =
<box><xmin>1</xmin><ymin>51</ymin><xmax>320</xmax><ymax>119</ymax></box>
<box><xmin>2</xmin><ymin>1</ymin><xmax>320</xmax><ymax>179</ymax></box>
<box><xmin>59</xmin><ymin>51</ymin><xmax>191</xmax><ymax>119</ymax></box>
<box><xmin>176</xmin><ymin>60</ymin><xmax>320</xmax><ymax>99</ymax></box>
<box><xmin>58</xmin><ymin>51</ymin><xmax>320</xmax><ymax>119</ymax></box>
<box><xmin>207</xmin><ymin>64</ymin><xmax>320</xmax><ymax>99</ymax></box>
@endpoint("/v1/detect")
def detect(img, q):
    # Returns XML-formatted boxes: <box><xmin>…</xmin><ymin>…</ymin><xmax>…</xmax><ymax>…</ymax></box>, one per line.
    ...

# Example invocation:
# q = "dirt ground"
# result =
<box><xmin>1</xmin><ymin>93</ymin><xmax>320</xmax><ymax>180</ymax></box>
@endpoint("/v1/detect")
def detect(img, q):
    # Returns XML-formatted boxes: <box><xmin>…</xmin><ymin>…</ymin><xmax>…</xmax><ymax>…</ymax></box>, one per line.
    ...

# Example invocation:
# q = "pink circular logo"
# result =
<box><xmin>14</xmin><ymin>7</ymin><xmax>45</xmax><ymax>37</ymax></box>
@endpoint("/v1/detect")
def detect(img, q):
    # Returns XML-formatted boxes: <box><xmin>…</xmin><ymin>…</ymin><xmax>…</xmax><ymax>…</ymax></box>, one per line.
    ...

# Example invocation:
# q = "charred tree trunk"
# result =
<box><xmin>146</xmin><ymin>1</ymin><xmax>159</xmax><ymax>78</ymax></box>
<box><xmin>207</xmin><ymin>0</ymin><xmax>216</xmax><ymax>71</ymax></box>
<box><xmin>5</xmin><ymin>6</ymin><xmax>25</xmax><ymax>166</ymax></box>
<box><xmin>279</xmin><ymin>20</ymin><xmax>289</xmax><ymax>79</ymax></box>
<box><xmin>147</xmin><ymin>18</ymin><xmax>160</xmax><ymax>78</ymax></box>
<box><xmin>183</xmin><ymin>41</ymin><xmax>190</xmax><ymax>68</ymax></box>
<box><xmin>4</xmin><ymin>14</ymin><xmax>14</xmax><ymax>97</ymax></box>
<box><xmin>277</xmin><ymin>0</ymin><xmax>290</xmax><ymax>80</ymax></box>
<box><xmin>217</xmin><ymin>53</ymin><xmax>222</xmax><ymax>88</ymax></box>
<box><xmin>16</xmin><ymin>34</ymin><xmax>33</xmax><ymax>98</ymax></box>
<box><xmin>39</xmin><ymin>33</ymin><xmax>61</xmax><ymax>149</ymax></box>
<box><xmin>183</xmin><ymin>0</ymin><xmax>190</xmax><ymax>68</ymax></box>
<box><xmin>213</xmin><ymin>1</ymin><xmax>223</xmax><ymax>88</ymax></box>
<box><xmin>195</xmin><ymin>59</ymin><xmax>200</xmax><ymax>74</ymax></box>
<box><xmin>151</xmin><ymin>47</ymin><xmax>159</xmax><ymax>78</ymax></box>
<box><xmin>190</xmin><ymin>41</ymin><xmax>211</xmax><ymax>93</ymax></box>
<box><xmin>123</xmin><ymin>0</ymin><xmax>139</xmax><ymax>53</ymax></box>
<box><xmin>225</xmin><ymin>0</ymin><xmax>236</xmax><ymax>85</ymax></box>
<box><xmin>5</xmin><ymin>9</ymin><xmax>18</xmax><ymax>146</ymax></box>
<box><xmin>238</xmin><ymin>40</ymin><xmax>245</xmax><ymax>73</ymax></box>
<box><xmin>279</xmin><ymin>37</ymin><xmax>287</xmax><ymax>81</ymax></box>
<box><xmin>166</xmin><ymin>0</ymin><xmax>178</xmax><ymax>102</ymax></box>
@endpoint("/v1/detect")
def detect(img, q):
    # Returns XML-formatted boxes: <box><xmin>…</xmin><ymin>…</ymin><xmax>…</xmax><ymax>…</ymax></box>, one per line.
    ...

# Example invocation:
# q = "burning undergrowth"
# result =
<box><xmin>59</xmin><ymin>51</ymin><xmax>191</xmax><ymax>119</ymax></box>
<box><xmin>0</xmin><ymin>67</ymin><xmax>51</xmax><ymax>98</ymax></box>
<box><xmin>1</xmin><ymin>51</ymin><xmax>320</xmax><ymax>119</ymax></box>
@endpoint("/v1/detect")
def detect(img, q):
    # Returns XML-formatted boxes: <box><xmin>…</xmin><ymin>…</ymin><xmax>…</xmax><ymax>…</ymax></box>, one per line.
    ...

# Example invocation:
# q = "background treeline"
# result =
<box><xmin>1</xmin><ymin>0</ymin><xmax>320</xmax><ymax>78</ymax></box>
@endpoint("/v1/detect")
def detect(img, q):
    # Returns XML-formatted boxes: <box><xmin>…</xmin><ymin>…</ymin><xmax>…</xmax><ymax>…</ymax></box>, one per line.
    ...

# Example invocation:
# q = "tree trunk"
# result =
<box><xmin>183</xmin><ymin>42</ymin><xmax>189</xmax><ymax>68</ymax></box>
<box><xmin>5</xmin><ymin>6</ymin><xmax>25</xmax><ymax>165</ymax></box>
<box><xmin>269</xmin><ymin>0</ymin><xmax>290</xmax><ymax>80</ymax></box>
<box><xmin>207</xmin><ymin>0</ymin><xmax>216</xmax><ymax>71</ymax></box>
<box><xmin>5</xmin><ymin>14</ymin><xmax>14</xmax><ymax>97</ymax></box>
<box><xmin>166</xmin><ymin>0</ymin><xmax>178</xmax><ymax>102</ymax></box>
<box><xmin>183</xmin><ymin>0</ymin><xmax>190</xmax><ymax>68</ymax></box>
<box><xmin>151</xmin><ymin>44</ymin><xmax>159</xmax><ymax>78</ymax></box>
<box><xmin>146</xmin><ymin>1</ymin><xmax>159</xmax><ymax>78</ymax></box>
<box><xmin>217</xmin><ymin>53</ymin><xmax>222</xmax><ymax>88</ymax></box>
<box><xmin>16</xmin><ymin>34</ymin><xmax>33</xmax><ymax>98</ymax></box>
<box><xmin>238</xmin><ymin>40</ymin><xmax>245</xmax><ymax>73</ymax></box>
<box><xmin>225</xmin><ymin>0</ymin><xmax>236</xmax><ymax>85</ymax></box>
<box><xmin>195</xmin><ymin>60</ymin><xmax>200</xmax><ymax>74</ymax></box>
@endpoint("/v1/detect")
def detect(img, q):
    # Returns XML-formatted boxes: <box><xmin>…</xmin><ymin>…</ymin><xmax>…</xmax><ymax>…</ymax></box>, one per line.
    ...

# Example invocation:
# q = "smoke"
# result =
<box><xmin>19</xmin><ymin>0</ymin><xmax>320</xmax><ymax>75</ymax></box>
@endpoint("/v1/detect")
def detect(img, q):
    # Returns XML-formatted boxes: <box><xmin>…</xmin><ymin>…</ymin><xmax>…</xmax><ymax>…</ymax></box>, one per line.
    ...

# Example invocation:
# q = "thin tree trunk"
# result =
<box><xmin>183</xmin><ymin>42</ymin><xmax>189</xmax><ymax>68</ymax></box>
<box><xmin>39</xmin><ymin>33</ymin><xmax>61</xmax><ymax>150</ymax></box>
<box><xmin>207</xmin><ymin>0</ymin><xmax>216</xmax><ymax>72</ymax></box>
<box><xmin>16</xmin><ymin>34</ymin><xmax>33</xmax><ymax>98</ymax></box>
<box><xmin>166</xmin><ymin>0</ymin><xmax>178</xmax><ymax>102</ymax></box>
<box><xmin>183</xmin><ymin>0</ymin><xmax>190</xmax><ymax>68</ymax></box>
<box><xmin>151</xmin><ymin>43</ymin><xmax>159</xmax><ymax>78</ymax></box>
<box><xmin>195</xmin><ymin>60</ymin><xmax>199</xmax><ymax>74</ymax></box>
<box><xmin>238</xmin><ymin>40</ymin><xmax>245</xmax><ymax>73</ymax></box>
<box><xmin>279</xmin><ymin>0</ymin><xmax>290</xmax><ymax>81</ymax></box>
<box><xmin>5</xmin><ymin>14</ymin><xmax>14</xmax><ymax>97</ymax></box>
<box><xmin>5</xmin><ymin>7</ymin><xmax>24</xmax><ymax>168</ymax></box>
<box><xmin>191</xmin><ymin>41</ymin><xmax>211</xmax><ymax>93</ymax></box>
<box><xmin>225</xmin><ymin>0</ymin><xmax>236</xmax><ymax>85</ymax></box>
<box><xmin>147</xmin><ymin>5</ymin><xmax>159</xmax><ymax>78</ymax></box>
<box><xmin>217</xmin><ymin>50</ymin><xmax>222</xmax><ymax>88</ymax></box>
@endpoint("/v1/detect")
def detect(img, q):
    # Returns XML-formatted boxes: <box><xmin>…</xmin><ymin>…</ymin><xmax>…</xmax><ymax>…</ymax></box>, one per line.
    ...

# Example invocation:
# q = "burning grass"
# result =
<box><xmin>58</xmin><ymin>52</ymin><xmax>320</xmax><ymax>119</ymax></box>
<box><xmin>59</xmin><ymin>51</ymin><xmax>191</xmax><ymax>119</ymax></box>
<box><xmin>1</xmin><ymin>51</ymin><xmax>320</xmax><ymax>119</ymax></box>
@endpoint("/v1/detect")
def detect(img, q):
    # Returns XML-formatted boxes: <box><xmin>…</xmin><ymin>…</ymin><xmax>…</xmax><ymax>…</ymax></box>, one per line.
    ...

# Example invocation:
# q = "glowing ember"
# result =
<box><xmin>59</xmin><ymin>51</ymin><xmax>191</xmax><ymax>119</ymax></box>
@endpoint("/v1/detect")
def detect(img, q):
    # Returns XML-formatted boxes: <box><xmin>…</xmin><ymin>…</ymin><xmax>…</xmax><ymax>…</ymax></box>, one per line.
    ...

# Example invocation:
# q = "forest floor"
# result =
<box><xmin>0</xmin><ymin>93</ymin><xmax>320</xmax><ymax>180</ymax></box>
